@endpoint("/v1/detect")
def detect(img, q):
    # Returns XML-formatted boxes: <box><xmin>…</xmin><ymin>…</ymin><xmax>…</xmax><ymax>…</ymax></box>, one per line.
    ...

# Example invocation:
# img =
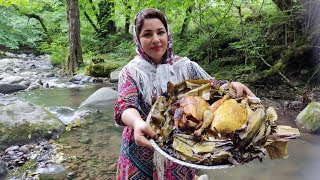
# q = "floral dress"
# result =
<box><xmin>114</xmin><ymin>57</ymin><xmax>219</xmax><ymax>180</ymax></box>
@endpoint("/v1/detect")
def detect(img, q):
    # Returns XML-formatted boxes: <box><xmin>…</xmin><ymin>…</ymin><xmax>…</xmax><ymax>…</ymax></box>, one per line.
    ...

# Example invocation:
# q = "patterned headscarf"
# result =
<box><xmin>133</xmin><ymin>8</ymin><xmax>174</xmax><ymax>64</ymax></box>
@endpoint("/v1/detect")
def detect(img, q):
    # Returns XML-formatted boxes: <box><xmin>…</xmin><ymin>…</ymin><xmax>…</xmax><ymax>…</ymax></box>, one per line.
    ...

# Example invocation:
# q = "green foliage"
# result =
<box><xmin>37</xmin><ymin>34</ymin><xmax>68</xmax><ymax>66</ymax></box>
<box><xmin>0</xmin><ymin>7</ymin><xmax>42</xmax><ymax>49</ymax></box>
<box><xmin>0</xmin><ymin>0</ymin><xmax>316</xmax><ymax>87</ymax></box>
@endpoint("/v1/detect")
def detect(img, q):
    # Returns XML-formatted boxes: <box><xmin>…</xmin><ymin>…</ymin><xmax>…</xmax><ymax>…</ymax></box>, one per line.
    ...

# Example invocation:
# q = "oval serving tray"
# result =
<box><xmin>150</xmin><ymin>139</ymin><xmax>234</xmax><ymax>170</ymax></box>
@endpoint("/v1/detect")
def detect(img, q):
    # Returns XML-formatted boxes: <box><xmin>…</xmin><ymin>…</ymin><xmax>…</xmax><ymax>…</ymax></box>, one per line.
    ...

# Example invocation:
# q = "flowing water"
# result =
<box><xmin>2</xmin><ymin>81</ymin><xmax>320</xmax><ymax>179</ymax></box>
<box><xmin>199</xmin><ymin>133</ymin><xmax>320</xmax><ymax>180</ymax></box>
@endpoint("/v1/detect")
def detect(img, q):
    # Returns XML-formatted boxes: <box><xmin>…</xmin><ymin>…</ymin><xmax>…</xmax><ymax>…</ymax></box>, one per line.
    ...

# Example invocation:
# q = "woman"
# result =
<box><xmin>114</xmin><ymin>8</ymin><xmax>255</xmax><ymax>180</ymax></box>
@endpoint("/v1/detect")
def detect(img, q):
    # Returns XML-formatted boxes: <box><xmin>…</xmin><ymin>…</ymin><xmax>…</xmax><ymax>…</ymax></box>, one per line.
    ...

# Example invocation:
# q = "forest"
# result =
<box><xmin>1</xmin><ymin>1</ymin><xmax>320</xmax><ymax>179</ymax></box>
<box><xmin>0</xmin><ymin>0</ymin><xmax>319</xmax><ymax>100</ymax></box>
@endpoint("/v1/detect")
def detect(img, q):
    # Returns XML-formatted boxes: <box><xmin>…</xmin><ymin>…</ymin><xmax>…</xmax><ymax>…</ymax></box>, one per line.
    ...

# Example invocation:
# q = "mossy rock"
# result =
<box><xmin>0</xmin><ymin>121</ymin><xmax>63</xmax><ymax>147</ymax></box>
<box><xmin>296</xmin><ymin>102</ymin><xmax>320</xmax><ymax>133</ymax></box>
<box><xmin>0</xmin><ymin>102</ymin><xmax>64</xmax><ymax>148</ymax></box>
<box><xmin>87</xmin><ymin>63</ymin><xmax>119</xmax><ymax>77</ymax></box>
<box><xmin>0</xmin><ymin>51</ymin><xmax>5</xmax><ymax>58</ymax></box>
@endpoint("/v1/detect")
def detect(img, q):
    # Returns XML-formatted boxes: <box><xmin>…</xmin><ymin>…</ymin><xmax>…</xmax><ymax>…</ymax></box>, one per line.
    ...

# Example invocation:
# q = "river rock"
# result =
<box><xmin>70</xmin><ymin>73</ymin><xmax>93</xmax><ymax>84</ymax></box>
<box><xmin>1</xmin><ymin>75</ymin><xmax>24</xmax><ymax>84</ymax></box>
<box><xmin>4</xmin><ymin>66</ymin><xmax>14</xmax><ymax>72</ymax></box>
<box><xmin>110</xmin><ymin>70</ymin><xmax>120</xmax><ymax>83</ymax></box>
<box><xmin>20</xmin><ymin>71</ymin><xmax>34</xmax><ymax>77</ymax></box>
<box><xmin>36</xmin><ymin>164</ymin><xmax>65</xmax><ymax>174</ymax></box>
<box><xmin>44</xmin><ymin>72</ymin><xmax>55</xmax><ymax>78</ymax></box>
<box><xmin>0</xmin><ymin>160</ymin><xmax>8</xmax><ymax>177</ymax></box>
<box><xmin>0</xmin><ymin>101</ymin><xmax>64</xmax><ymax>147</ymax></box>
<box><xmin>18</xmin><ymin>145</ymin><xmax>31</xmax><ymax>154</ymax></box>
<box><xmin>296</xmin><ymin>102</ymin><xmax>320</xmax><ymax>133</ymax></box>
<box><xmin>0</xmin><ymin>83</ymin><xmax>27</xmax><ymax>94</ymax></box>
<box><xmin>79</xmin><ymin>87</ymin><xmax>118</xmax><ymax>109</ymax></box>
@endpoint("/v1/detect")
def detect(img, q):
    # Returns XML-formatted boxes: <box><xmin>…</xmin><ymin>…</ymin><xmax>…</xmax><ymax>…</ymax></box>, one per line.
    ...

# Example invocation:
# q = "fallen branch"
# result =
<box><xmin>261</xmin><ymin>56</ymin><xmax>296</xmax><ymax>90</ymax></box>
<box><xmin>250</xmin><ymin>40</ymin><xmax>297</xmax><ymax>90</ymax></box>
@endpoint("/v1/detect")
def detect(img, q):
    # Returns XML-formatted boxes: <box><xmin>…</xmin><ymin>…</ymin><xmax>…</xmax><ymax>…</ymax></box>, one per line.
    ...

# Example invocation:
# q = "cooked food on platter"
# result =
<box><xmin>147</xmin><ymin>80</ymin><xmax>300</xmax><ymax>168</ymax></box>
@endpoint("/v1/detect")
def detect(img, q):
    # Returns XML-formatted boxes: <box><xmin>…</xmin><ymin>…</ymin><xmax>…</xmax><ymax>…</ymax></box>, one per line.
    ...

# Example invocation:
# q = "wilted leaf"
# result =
<box><xmin>148</xmin><ymin>79</ymin><xmax>299</xmax><ymax>167</ymax></box>
<box><xmin>265</xmin><ymin>140</ymin><xmax>288</xmax><ymax>159</ymax></box>
<box><xmin>266</xmin><ymin>107</ymin><xmax>278</xmax><ymax>122</ymax></box>
<box><xmin>238</xmin><ymin>108</ymin><xmax>265</xmax><ymax>148</ymax></box>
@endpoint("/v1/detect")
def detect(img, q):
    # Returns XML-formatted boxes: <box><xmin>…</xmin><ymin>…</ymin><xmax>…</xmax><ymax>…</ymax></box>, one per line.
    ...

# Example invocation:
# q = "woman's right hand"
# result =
<box><xmin>133</xmin><ymin>119</ymin><xmax>158</xmax><ymax>150</ymax></box>
<box><xmin>122</xmin><ymin>108</ymin><xmax>158</xmax><ymax>150</ymax></box>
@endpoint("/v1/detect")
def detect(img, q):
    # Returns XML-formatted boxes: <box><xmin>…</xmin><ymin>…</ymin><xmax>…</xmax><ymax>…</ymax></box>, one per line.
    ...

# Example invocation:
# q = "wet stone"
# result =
<box><xmin>5</xmin><ymin>145</ymin><xmax>19</xmax><ymax>152</ymax></box>
<box><xmin>19</xmin><ymin>145</ymin><xmax>30</xmax><ymax>153</ymax></box>
<box><xmin>43</xmin><ymin>145</ymin><xmax>52</xmax><ymax>150</ymax></box>
<box><xmin>7</xmin><ymin>151</ymin><xmax>15</xmax><ymax>156</ymax></box>
<box><xmin>79</xmin><ymin>137</ymin><xmax>91</xmax><ymax>144</ymax></box>
<box><xmin>70</xmin><ymin>164</ymin><xmax>79</xmax><ymax>170</ymax></box>
<box><xmin>17</xmin><ymin>161</ymin><xmax>25</xmax><ymax>166</ymax></box>
<box><xmin>10</xmin><ymin>155</ymin><xmax>19</xmax><ymax>160</ymax></box>
<box><xmin>36</xmin><ymin>164</ymin><xmax>65</xmax><ymax>174</ymax></box>
<box><xmin>78</xmin><ymin>172</ymin><xmax>89</xmax><ymax>180</ymax></box>
<box><xmin>107</xmin><ymin>162</ymin><xmax>117</xmax><ymax>171</ymax></box>
<box><xmin>0</xmin><ymin>160</ymin><xmax>8</xmax><ymax>176</ymax></box>
<box><xmin>67</xmin><ymin>171</ymin><xmax>77</xmax><ymax>179</ymax></box>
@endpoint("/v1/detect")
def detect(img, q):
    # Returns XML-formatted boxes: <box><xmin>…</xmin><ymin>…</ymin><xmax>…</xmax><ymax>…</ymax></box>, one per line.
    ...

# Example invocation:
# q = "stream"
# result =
<box><xmin>0</xmin><ymin>53</ymin><xmax>320</xmax><ymax>180</ymax></box>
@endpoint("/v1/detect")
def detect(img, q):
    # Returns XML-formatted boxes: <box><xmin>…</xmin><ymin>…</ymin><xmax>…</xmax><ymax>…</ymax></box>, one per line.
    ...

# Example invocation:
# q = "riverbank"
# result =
<box><xmin>1</xmin><ymin>52</ymin><xmax>319</xmax><ymax>180</ymax></box>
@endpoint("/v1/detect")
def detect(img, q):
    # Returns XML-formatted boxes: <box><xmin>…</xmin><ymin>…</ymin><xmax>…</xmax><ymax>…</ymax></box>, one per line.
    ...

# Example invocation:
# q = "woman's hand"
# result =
<box><xmin>133</xmin><ymin>120</ymin><xmax>158</xmax><ymax>150</ymax></box>
<box><xmin>122</xmin><ymin>108</ymin><xmax>158</xmax><ymax>150</ymax></box>
<box><xmin>222</xmin><ymin>82</ymin><xmax>256</xmax><ymax>97</ymax></box>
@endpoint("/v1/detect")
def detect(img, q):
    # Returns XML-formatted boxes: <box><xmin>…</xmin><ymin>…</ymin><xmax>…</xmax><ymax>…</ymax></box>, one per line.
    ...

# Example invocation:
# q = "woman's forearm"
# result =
<box><xmin>121</xmin><ymin>108</ymin><xmax>145</xmax><ymax>129</ymax></box>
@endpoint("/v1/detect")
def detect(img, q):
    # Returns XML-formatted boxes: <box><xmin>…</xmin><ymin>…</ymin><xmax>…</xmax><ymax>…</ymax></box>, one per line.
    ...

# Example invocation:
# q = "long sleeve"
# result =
<box><xmin>114</xmin><ymin>69</ymin><xmax>141</xmax><ymax>126</ymax></box>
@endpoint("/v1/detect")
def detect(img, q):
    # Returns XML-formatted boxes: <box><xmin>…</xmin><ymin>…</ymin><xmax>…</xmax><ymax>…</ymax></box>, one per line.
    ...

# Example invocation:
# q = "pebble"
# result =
<box><xmin>78</xmin><ymin>172</ymin><xmax>89</xmax><ymax>180</ymax></box>
<box><xmin>107</xmin><ymin>162</ymin><xmax>117</xmax><ymax>171</ymax></box>
<box><xmin>67</xmin><ymin>171</ymin><xmax>76</xmax><ymax>179</ymax></box>
<box><xmin>79</xmin><ymin>137</ymin><xmax>91</xmax><ymax>144</ymax></box>
<box><xmin>0</xmin><ymin>140</ymin><xmax>64</xmax><ymax>179</ymax></box>
<box><xmin>70</xmin><ymin>164</ymin><xmax>79</xmax><ymax>170</ymax></box>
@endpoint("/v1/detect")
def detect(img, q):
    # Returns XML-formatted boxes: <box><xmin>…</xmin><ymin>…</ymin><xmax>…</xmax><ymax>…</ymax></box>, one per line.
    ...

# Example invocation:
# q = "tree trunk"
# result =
<box><xmin>65</xmin><ymin>0</ymin><xmax>83</xmax><ymax>76</ymax></box>
<box><xmin>271</xmin><ymin>0</ymin><xmax>293</xmax><ymax>11</ymax></box>
<box><xmin>125</xmin><ymin>5</ymin><xmax>131</xmax><ymax>34</ymax></box>
<box><xmin>180</xmin><ymin>6</ymin><xmax>193</xmax><ymax>38</ymax></box>
<box><xmin>98</xmin><ymin>1</ymin><xmax>116</xmax><ymax>37</ymax></box>
<box><xmin>125</xmin><ymin>12</ymin><xmax>130</xmax><ymax>34</ymax></box>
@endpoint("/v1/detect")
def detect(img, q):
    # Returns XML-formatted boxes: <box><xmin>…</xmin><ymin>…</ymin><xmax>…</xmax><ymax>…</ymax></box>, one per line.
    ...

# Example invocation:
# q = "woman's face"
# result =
<box><xmin>139</xmin><ymin>18</ymin><xmax>168</xmax><ymax>64</ymax></box>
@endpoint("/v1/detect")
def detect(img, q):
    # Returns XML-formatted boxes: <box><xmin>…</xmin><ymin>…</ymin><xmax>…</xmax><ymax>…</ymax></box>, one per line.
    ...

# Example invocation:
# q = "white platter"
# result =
<box><xmin>150</xmin><ymin>139</ymin><xmax>234</xmax><ymax>170</ymax></box>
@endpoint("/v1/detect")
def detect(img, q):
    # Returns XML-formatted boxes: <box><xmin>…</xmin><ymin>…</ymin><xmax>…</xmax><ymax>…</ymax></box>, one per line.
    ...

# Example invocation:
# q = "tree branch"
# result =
<box><xmin>12</xmin><ymin>5</ymin><xmax>51</xmax><ymax>43</ymax></box>
<box><xmin>83</xmin><ymin>8</ymin><xmax>100</xmax><ymax>33</ymax></box>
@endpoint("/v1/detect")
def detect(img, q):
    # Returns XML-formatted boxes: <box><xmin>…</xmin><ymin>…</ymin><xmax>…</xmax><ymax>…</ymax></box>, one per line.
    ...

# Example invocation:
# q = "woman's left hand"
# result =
<box><xmin>222</xmin><ymin>82</ymin><xmax>256</xmax><ymax>97</ymax></box>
